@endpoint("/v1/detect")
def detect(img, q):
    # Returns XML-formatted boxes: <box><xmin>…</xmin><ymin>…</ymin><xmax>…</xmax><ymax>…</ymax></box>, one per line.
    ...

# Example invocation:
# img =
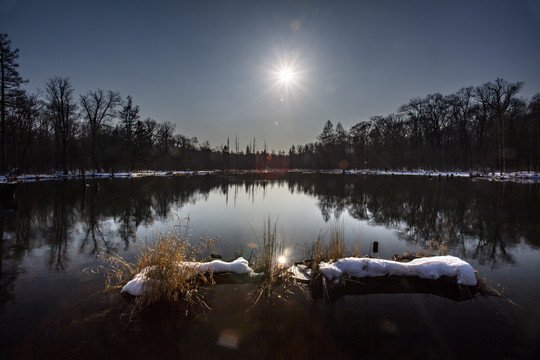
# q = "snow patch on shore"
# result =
<box><xmin>318</xmin><ymin>255</ymin><xmax>477</xmax><ymax>286</ymax></box>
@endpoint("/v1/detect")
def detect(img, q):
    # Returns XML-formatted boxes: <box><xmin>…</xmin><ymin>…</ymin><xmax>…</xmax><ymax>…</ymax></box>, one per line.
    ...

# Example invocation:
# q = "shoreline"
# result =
<box><xmin>2</xmin><ymin>168</ymin><xmax>540</xmax><ymax>184</ymax></box>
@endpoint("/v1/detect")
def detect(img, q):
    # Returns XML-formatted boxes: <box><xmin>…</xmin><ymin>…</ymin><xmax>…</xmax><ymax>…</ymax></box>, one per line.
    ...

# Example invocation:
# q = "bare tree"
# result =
<box><xmin>80</xmin><ymin>89</ymin><xmax>121</xmax><ymax>171</ymax></box>
<box><xmin>423</xmin><ymin>93</ymin><xmax>450</xmax><ymax>169</ymax></box>
<box><xmin>10</xmin><ymin>90</ymin><xmax>44</xmax><ymax>169</ymax></box>
<box><xmin>45</xmin><ymin>77</ymin><xmax>79</xmax><ymax>174</ymax></box>
<box><xmin>446</xmin><ymin>87</ymin><xmax>475</xmax><ymax>169</ymax></box>
<box><xmin>117</xmin><ymin>96</ymin><xmax>140</xmax><ymax>169</ymax></box>
<box><xmin>155</xmin><ymin>121</ymin><xmax>175</xmax><ymax>154</ymax></box>
<box><xmin>475</xmin><ymin>78</ymin><xmax>524</xmax><ymax>174</ymax></box>
<box><xmin>528</xmin><ymin>94</ymin><xmax>540</xmax><ymax>171</ymax></box>
<box><xmin>399</xmin><ymin>97</ymin><xmax>425</xmax><ymax>168</ymax></box>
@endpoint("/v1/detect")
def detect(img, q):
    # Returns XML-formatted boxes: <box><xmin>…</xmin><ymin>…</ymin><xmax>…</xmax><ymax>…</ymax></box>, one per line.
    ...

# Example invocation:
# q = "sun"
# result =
<box><xmin>279</xmin><ymin>68</ymin><xmax>294</xmax><ymax>83</ymax></box>
<box><xmin>266</xmin><ymin>53</ymin><xmax>306</xmax><ymax>92</ymax></box>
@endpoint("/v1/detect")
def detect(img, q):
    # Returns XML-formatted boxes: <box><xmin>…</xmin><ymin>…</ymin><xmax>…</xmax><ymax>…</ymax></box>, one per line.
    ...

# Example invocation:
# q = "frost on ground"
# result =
<box><xmin>121</xmin><ymin>257</ymin><xmax>252</xmax><ymax>296</ymax></box>
<box><xmin>315</xmin><ymin>255</ymin><xmax>477</xmax><ymax>286</ymax></box>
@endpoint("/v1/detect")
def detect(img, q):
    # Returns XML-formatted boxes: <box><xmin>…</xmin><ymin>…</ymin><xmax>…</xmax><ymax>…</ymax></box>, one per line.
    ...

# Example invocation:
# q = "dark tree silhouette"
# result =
<box><xmin>0</xmin><ymin>33</ymin><xmax>26</xmax><ymax>171</ymax></box>
<box><xmin>317</xmin><ymin>120</ymin><xmax>335</xmax><ymax>169</ymax></box>
<box><xmin>117</xmin><ymin>96</ymin><xmax>140</xmax><ymax>170</ymax></box>
<box><xmin>528</xmin><ymin>94</ymin><xmax>540</xmax><ymax>171</ymax></box>
<box><xmin>10</xmin><ymin>91</ymin><xmax>44</xmax><ymax>169</ymax></box>
<box><xmin>474</xmin><ymin>78</ymin><xmax>524</xmax><ymax>174</ymax></box>
<box><xmin>80</xmin><ymin>89</ymin><xmax>121</xmax><ymax>171</ymax></box>
<box><xmin>2</xmin><ymin>32</ymin><xmax>539</xmax><ymax>176</ymax></box>
<box><xmin>44</xmin><ymin>77</ymin><xmax>79</xmax><ymax>175</ymax></box>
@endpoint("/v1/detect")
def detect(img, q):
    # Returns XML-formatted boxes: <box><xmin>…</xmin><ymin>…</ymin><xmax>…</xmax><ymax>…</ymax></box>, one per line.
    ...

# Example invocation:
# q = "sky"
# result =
<box><xmin>2</xmin><ymin>0</ymin><xmax>540</xmax><ymax>152</ymax></box>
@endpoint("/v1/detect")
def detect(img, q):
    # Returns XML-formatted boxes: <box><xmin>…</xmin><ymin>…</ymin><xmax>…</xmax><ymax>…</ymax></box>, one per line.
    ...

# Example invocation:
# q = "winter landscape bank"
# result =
<box><xmin>2</xmin><ymin>168</ymin><xmax>540</xmax><ymax>185</ymax></box>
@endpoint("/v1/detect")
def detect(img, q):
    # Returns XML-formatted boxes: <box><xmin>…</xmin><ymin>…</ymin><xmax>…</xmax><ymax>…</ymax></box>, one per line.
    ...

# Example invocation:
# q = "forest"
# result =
<box><xmin>2</xmin><ymin>33</ymin><xmax>539</xmax><ymax>174</ymax></box>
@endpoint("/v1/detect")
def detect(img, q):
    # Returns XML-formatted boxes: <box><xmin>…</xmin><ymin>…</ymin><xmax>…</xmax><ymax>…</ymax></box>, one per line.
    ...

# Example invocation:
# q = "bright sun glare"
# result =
<box><xmin>279</xmin><ymin>68</ymin><xmax>294</xmax><ymax>83</ymax></box>
<box><xmin>268</xmin><ymin>54</ymin><xmax>304</xmax><ymax>92</ymax></box>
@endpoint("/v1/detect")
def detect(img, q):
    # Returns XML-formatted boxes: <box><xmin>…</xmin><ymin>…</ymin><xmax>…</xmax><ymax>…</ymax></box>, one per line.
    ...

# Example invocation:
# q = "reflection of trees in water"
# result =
<box><xmin>47</xmin><ymin>185</ymin><xmax>71</xmax><ymax>271</ymax></box>
<box><xmin>1</xmin><ymin>176</ymin><xmax>239</xmax><ymax>273</ymax></box>
<box><xmin>79</xmin><ymin>184</ymin><xmax>116</xmax><ymax>256</ymax></box>
<box><xmin>0</xmin><ymin>198</ymin><xmax>22</xmax><ymax>309</ymax></box>
<box><xmin>2</xmin><ymin>174</ymin><xmax>538</xmax><ymax>280</ymax></box>
<box><xmin>287</xmin><ymin>174</ymin><xmax>539</xmax><ymax>267</ymax></box>
<box><xmin>0</xmin><ymin>173</ymin><xmax>535</xmax><ymax>318</ymax></box>
<box><xmin>469</xmin><ymin>183</ymin><xmax>516</xmax><ymax>268</ymax></box>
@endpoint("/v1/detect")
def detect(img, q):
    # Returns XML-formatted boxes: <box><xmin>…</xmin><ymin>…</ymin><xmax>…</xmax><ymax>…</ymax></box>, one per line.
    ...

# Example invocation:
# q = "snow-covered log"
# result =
<box><xmin>317</xmin><ymin>255</ymin><xmax>477</xmax><ymax>286</ymax></box>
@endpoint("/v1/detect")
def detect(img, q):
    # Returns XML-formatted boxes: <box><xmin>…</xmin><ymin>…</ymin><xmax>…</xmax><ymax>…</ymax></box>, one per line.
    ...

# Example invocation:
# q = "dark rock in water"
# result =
<box><xmin>211</xmin><ymin>253</ymin><xmax>223</xmax><ymax>259</ymax></box>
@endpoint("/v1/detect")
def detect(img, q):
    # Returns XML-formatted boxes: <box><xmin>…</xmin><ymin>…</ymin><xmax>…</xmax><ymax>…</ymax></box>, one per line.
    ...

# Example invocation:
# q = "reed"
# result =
<box><xmin>249</xmin><ymin>217</ymin><xmax>305</xmax><ymax>307</ymax></box>
<box><xmin>306</xmin><ymin>221</ymin><xmax>350</xmax><ymax>271</ymax></box>
<box><xmin>103</xmin><ymin>220</ymin><xmax>217</xmax><ymax>313</ymax></box>
<box><xmin>133</xmin><ymin>232</ymin><xmax>216</xmax><ymax>310</ymax></box>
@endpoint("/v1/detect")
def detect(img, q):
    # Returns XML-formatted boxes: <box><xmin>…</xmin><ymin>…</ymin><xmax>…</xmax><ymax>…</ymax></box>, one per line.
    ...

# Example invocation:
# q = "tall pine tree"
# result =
<box><xmin>0</xmin><ymin>33</ymin><xmax>26</xmax><ymax>171</ymax></box>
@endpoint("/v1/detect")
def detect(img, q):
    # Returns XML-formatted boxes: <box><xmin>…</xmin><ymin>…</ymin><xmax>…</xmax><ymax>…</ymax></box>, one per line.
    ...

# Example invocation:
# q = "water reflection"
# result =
<box><xmin>1</xmin><ymin>175</ymin><xmax>539</xmax><ymax>282</ymax></box>
<box><xmin>2</xmin><ymin>174</ymin><xmax>540</xmax><ymax>359</ymax></box>
<box><xmin>289</xmin><ymin>175</ymin><xmax>539</xmax><ymax>265</ymax></box>
<box><xmin>0</xmin><ymin>197</ymin><xmax>20</xmax><ymax>308</ymax></box>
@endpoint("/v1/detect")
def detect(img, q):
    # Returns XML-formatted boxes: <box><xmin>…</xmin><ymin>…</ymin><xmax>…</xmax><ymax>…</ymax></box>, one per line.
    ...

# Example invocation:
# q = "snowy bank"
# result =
<box><xmin>121</xmin><ymin>257</ymin><xmax>252</xmax><ymax>296</ymax></box>
<box><xmin>315</xmin><ymin>255</ymin><xmax>477</xmax><ymax>286</ymax></box>
<box><xmin>3</xmin><ymin>169</ymin><xmax>539</xmax><ymax>184</ymax></box>
<box><xmin>0</xmin><ymin>170</ymin><xmax>219</xmax><ymax>183</ymax></box>
<box><xmin>121</xmin><ymin>255</ymin><xmax>478</xmax><ymax>297</ymax></box>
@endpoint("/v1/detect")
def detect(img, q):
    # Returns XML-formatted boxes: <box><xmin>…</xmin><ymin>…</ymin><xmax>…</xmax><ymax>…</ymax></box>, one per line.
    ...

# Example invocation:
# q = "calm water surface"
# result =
<box><xmin>1</xmin><ymin>174</ymin><xmax>539</xmax><ymax>359</ymax></box>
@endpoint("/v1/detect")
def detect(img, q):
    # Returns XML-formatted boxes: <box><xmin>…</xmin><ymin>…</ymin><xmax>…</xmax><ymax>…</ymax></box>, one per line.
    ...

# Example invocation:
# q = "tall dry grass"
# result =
<box><xmin>252</xmin><ymin>217</ymin><xmax>285</xmax><ymax>281</ymax></box>
<box><xmin>133</xmin><ymin>232</ymin><xmax>216</xmax><ymax>309</ymax></box>
<box><xmin>249</xmin><ymin>217</ymin><xmax>306</xmax><ymax>307</ymax></box>
<box><xmin>306</xmin><ymin>221</ymin><xmax>357</xmax><ymax>271</ymax></box>
<box><xmin>103</xmin><ymin>221</ymin><xmax>217</xmax><ymax>313</ymax></box>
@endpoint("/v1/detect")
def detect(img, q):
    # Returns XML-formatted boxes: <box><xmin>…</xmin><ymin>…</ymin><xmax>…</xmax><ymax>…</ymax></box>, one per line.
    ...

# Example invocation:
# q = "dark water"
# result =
<box><xmin>1</xmin><ymin>174</ymin><xmax>539</xmax><ymax>359</ymax></box>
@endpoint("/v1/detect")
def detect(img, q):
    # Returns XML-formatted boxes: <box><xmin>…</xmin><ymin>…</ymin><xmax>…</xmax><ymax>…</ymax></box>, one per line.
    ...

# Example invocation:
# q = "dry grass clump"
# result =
<box><xmin>327</xmin><ymin>222</ymin><xmax>345</xmax><ymax>260</ymax></box>
<box><xmin>103</xmin><ymin>222</ymin><xmax>217</xmax><ymax>314</ymax></box>
<box><xmin>133</xmin><ymin>232</ymin><xmax>216</xmax><ymax>310</ymax></box>
<box><xmin>249</xmin><ymin>217</ymin><xmax>307</xmax><ymax>307</ymax></box>
<box><xmin>306</xmin><ymin>222</ymin><xmax>351</xmax><ymax>271</ymax></box>
<box><xmin>102</xmin><ymin>252</ymin><xmax>137</xmax><ymax>292</ymax></box>
<box><xmin>252</xmin><ymin>217</ymin><xmax>285</xmax><ymax>282</ymax></box>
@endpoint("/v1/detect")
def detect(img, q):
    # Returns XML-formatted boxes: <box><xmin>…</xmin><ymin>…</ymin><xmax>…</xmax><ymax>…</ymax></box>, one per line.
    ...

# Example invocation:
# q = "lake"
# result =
<box><xmin>1</xmin><ymin>173</ymin><xmax>539</xmax><ymax>359</ymax></box>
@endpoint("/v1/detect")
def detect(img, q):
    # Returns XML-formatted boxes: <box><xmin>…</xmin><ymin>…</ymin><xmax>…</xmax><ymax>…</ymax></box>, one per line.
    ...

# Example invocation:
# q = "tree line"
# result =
<box><xmin>290</xmin><ymin>81</ymin><xmax>540</xmax><ymax>172</ymax></box>
<box><xmin>1</xmin><ymin>33</ymin><xmax>291</xmax><ymax>173</ymax></box>
<box><xmin>1</xmin><ymin>33</ymin><xmax>539</xmax><ymax>174</ymax></box>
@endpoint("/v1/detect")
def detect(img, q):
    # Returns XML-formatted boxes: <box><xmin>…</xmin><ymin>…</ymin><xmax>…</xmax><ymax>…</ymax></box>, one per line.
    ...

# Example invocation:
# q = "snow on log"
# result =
<box><xmin>121</xmin><ymin>257</ymin><xmax>252</xmax><ymax>296</ymax></box>
<box><xmin>318</xmin><ymin>255</ymin><xmax>477</xmax><ymax>286</ymax></box>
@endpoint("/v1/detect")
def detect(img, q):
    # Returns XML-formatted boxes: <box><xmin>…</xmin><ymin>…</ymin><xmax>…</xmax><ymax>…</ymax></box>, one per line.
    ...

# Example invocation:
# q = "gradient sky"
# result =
<box><xmin>2</xmin><ymin>0</ymin><xmax>540</xmax><ymax>151</ymax></box>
